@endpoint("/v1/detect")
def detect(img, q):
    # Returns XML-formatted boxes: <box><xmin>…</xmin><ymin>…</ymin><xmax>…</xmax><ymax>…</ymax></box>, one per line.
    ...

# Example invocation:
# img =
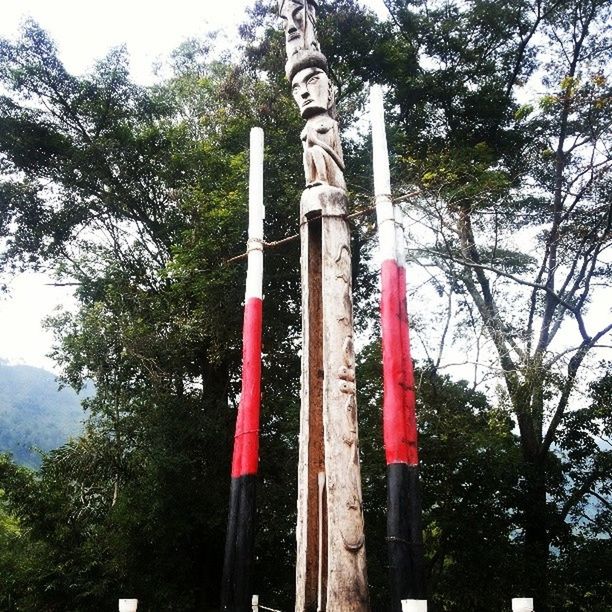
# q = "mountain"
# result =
<box><xmin>0</xmin><ymin>362</ymin><xmax>87</xmax><ymax>468</ymax></box>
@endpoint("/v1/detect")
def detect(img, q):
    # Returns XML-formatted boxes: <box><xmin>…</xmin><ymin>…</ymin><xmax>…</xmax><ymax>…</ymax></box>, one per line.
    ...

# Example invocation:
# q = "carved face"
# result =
<box><xmin>291</xmin><ymin>67</ymin><xmax>330</xmax><ymax>118</ymax></box>
<box><xmin>279</xmin><ymin>0</ymin><xmax>317</xmax><ymax>56</ymax></box>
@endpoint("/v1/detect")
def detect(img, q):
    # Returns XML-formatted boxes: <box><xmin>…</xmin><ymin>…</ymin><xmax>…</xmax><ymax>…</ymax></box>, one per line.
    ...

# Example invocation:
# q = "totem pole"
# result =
<box><xmin>278</xmin><ymin>2</ymin><xmax>370</xmax><ymax>610</ymax></box>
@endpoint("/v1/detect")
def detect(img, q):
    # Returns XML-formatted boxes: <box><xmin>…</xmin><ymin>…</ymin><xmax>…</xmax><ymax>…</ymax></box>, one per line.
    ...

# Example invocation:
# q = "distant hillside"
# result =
<box><xmin>0</xmin><ymin>362</ymin><xmax>87</xmax><ymax>468</ymax></box>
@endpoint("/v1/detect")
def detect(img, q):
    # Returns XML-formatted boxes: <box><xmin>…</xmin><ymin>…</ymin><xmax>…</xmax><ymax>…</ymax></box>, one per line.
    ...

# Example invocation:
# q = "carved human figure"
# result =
<box><xmin>291</xmin><ymin>67</ymin><xmax>346</xmax><ymax>190</ymax></box>
<box><xmin>278</xmin><ymin>0</ymin><xmax>320</xmax><ymax>58</ymax></box>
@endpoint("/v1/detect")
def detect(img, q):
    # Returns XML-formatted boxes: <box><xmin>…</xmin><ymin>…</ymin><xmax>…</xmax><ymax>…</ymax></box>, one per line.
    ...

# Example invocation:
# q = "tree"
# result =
<box><xmin>0</xmin><ymin>456</ymin><xmax>37</xmax><ymax>611</ymax></box>
<box><xmin>0</xmin><ymin>21</ymin><xmax>305</xmax><ymax>610</ymax></box>
<box><xmin>350</xmin><ymin>0</ymin><xmax>612</xmax><ymax>608</ymax></box>
<box><xmin>1</xmin><ymin>4</ymin><xmax>610</xmax><ymax>610</ymax></box>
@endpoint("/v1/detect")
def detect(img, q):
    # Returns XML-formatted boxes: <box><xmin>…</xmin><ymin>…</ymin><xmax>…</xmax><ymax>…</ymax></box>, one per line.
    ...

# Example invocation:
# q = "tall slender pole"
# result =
<box><xmin>277</xmin><ymin>2</ymin><xmax>370</xmax><ymax>610</ymax></box>
<box><xmin>221</xmin><ymin>127</ymin><xmax>265</xmax><ymax>612</ymax></box>
<box><xmin>370</xmin><ymin>85</ymin><xmax>425</xmax><ymax>610</ymax></box>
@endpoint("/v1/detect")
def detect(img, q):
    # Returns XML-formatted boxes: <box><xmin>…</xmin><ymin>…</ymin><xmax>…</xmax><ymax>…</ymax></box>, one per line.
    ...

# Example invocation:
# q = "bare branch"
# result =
<box><xmin>427</xmin><ymin>247</ymin><xmax>584</xmax><ymax>323</ymax></box>
<box><xmin>560</xmin><ymin>467</ymin><xmax>604</xmax><ymax>521</ymax></box>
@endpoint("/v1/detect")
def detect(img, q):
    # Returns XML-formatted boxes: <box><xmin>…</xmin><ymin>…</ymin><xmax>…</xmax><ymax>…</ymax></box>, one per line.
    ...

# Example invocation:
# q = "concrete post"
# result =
<box><xmin>118</xmin><ymin>599</ymin><xmax>138</xmax><ymax>612</ymax></box>
<box><xmin>401</xmin><ymin>600</ymin><xmax>427</xmax><ymax>612</ymax></box>
<box><xmin>512</xmin><ymin>598</ymin><xmax>534</xmax><ymax>612</ymax></box>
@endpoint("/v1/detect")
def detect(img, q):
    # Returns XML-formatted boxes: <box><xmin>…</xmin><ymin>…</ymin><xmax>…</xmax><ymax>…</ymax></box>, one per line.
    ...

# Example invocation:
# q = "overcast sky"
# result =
<box><xmin>2</xmin><ymin>0</ymin><xmax>270</xmax><ymax>82</ymax></box>
<box><xmin>0</xmin><ymin>0</ymin><xmax>388</xmax><ymax>371</ymax></box>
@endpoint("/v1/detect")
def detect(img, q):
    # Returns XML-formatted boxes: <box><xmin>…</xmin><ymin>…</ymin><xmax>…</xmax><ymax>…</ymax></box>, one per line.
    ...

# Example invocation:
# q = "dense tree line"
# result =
<box><xmin>0</xmin><ymin>0</ymin><xmax>610</xmax><ymax>610</ymax></box>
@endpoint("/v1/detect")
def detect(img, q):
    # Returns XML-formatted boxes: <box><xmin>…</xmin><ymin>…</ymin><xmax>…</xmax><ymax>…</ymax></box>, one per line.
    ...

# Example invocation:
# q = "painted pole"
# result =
<box><xmin>221</xmin><ymin>127</ymin><xmax>265</xmax><ymax>611</ymax></box>
<box><xmin>370</xmin><ymin>85</ymin><xmax>425</xmax><ymax>610</ymax></box>
<box><xmin>118</xmin><ymin>600</ymin><xmax>138</xmax><ymax>612</ymax></box>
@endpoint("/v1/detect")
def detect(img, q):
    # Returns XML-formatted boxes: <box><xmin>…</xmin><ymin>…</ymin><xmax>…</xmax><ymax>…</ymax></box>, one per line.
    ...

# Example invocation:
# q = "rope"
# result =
<box><xmin>246</xmin><ymin>238</ymin><xmax>264</xmax><ymax>252</ymax></box>
<box><xmin>234</xmin><ymin>428</ymin><xmax>260</xmax><ymax>439</ymax></box>
<box><xmin>224</xmin><ymin>190</ymin><xmax>419</xmax><ymax>266</ymax></box>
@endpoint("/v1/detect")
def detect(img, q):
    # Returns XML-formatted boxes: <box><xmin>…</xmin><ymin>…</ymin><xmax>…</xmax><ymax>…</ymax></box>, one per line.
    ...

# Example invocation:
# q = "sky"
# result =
<box><xmin>1</xmin><ymin>0</ymin><xmax>264</xmax><ymax>83</ymax></box>
<box><xmin>0</xmin><ymin>0</ymin><xmax>389</xmax><ymax>371</ymax></box>
<box><xmin>0</xmin><ymin>0</ymin><xmax>389</xmax><ymax>82</ymax></box>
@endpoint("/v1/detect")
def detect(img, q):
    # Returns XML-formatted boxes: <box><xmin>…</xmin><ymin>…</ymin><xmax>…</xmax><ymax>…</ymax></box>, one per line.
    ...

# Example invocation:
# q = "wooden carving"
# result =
<box><xmin>278</xmin><ymin>0</ymin><xmax>320</xmax><ymax>58</ymax></box>
<box><xmin>291</xmin><ymin>67</ymin><xmax>346</xmax><ymax>190</ymax></box>
<box><xmin>277</xmin><ymin>1</ymin><xmax>370</xmax><ymax>610</ymax></box>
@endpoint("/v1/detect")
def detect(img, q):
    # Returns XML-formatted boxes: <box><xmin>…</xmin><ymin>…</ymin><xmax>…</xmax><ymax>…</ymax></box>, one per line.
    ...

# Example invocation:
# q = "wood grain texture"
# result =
<box><xmin>296</xmin><ymin>186</ymin><xmax>369</xmax><ymax>611</ymax></box>
<box><xmin>296</xmin><ymin>210</ymin><xmax>326</xmax><ymax>612</ymax></box>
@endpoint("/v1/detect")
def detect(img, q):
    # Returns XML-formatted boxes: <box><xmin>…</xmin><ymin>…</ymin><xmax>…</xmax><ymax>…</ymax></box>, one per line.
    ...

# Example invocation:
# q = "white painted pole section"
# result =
<box><xmin>512</xmin><ymin>598</ymin><xmax>534</xmax><ymax>612</ymax></box>
<box><xmin>118</xmin><ymin>599</ymin><xmax>138</xmax><ymax>612</ymax></box>
<box><xmin>251</xmin><ymin>594</ymin><xmax>259</xmax><ymax>611</ymax></box>
<box><xmin>246</xmin><ymin>127</ymin><xmax>265</xmax><ymax>301</ymax></box>
<box><xmin>371</xmin><ymin>85</ymin><xmax>391</xmax><ymax>197</ymax></box>
<box><xmin>370</xmin><ymin>85</ymin><xmax>396</xmax><ymax>263</ymax></box>
<box><xmin>401</xmin><ymin>600</ymin><xmax>427</xmax><ymax>612</ymax></box>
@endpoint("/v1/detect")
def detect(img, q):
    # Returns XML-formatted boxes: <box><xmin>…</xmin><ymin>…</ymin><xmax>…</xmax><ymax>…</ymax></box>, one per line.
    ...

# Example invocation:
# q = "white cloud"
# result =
<box><xmin>0</xmin><ymin>0</ymin><xmax>255</xmax><ymax>83</ymax></box>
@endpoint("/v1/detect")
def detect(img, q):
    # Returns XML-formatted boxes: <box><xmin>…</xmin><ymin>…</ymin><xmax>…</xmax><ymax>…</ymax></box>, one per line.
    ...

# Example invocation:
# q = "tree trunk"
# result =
<box><xmin>523</xmin><ymin>456</ymin><xmax>549</xmax><ymax>612</ymax></box>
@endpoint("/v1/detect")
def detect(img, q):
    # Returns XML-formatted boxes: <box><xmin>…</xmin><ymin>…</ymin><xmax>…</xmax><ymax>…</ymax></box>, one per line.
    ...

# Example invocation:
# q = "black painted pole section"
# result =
<box><xmin>222</xmin><ymin>475</ymin><xmax>258</xmax><ymax>611</ymax></box>
<box><xmin>387</xmin><ymin>465</ymin><xmax>425</xmax><ymax>607</ymax></box>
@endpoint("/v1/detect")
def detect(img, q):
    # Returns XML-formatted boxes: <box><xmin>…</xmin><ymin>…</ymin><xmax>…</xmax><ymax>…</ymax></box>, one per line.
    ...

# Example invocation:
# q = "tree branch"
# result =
<box><xmin>541</xmin><ymin>321</ymin><xmax>612</xmax><ymax>456</ymax></box>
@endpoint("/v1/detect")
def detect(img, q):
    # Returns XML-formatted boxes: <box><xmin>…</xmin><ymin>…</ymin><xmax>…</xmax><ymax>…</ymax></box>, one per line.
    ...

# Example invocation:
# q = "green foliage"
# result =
<box><xmin>346</xmin><ymin>0</ymin><xmax>612</xmax><ymax>608</ymax></box>
<box><xmin>359</xmin><ymin>343</ymin><xmax>522</xmax><ymax>610</ymax></box>
<box><xmin>0</xmin><ymin>2</ymin><xmax>610</xmax><ymax>610</ymax></box>
<box><xmin>0</xmin><ymin>15</ymin><xmax>307</xmax><ymax>611</ymax></box>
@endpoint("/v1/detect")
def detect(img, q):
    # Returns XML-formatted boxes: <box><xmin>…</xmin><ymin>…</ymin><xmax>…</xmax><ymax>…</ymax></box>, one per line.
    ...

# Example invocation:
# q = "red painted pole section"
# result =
<box><xmin>397</xmin><ymin>261</ymin><xmax>418</xmax><ymax>466</ymax></box>
<box><xmin>380</xmin><ymin>259</ymin><xmax>418</xmax><ymax>466</ymax></box>
<box><xmin>381</xmin><ymin>259</ymin><xmax>410</xmax><ymax>465</ymax></box>
<box><xmin>231</xmin><ymin>296</ymin><xmax>263</xmax><ymax>478</ymax></box>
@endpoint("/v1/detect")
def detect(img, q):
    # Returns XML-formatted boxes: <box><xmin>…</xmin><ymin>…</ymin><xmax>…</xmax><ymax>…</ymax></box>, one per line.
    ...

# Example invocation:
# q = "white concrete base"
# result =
<box><xmin>512</xmin><ymin>597</ymin><xmax>534</xmax><ymax>611</ymax></box>
<box><xmin>401</xmin><ymin>600</ymin><xmax>427</xmax><ymax>612</ymax></box>
<box><xmin>118</xmin><ymin>599</ymin><xmax>138</xmax><ymax>612</ymax></box>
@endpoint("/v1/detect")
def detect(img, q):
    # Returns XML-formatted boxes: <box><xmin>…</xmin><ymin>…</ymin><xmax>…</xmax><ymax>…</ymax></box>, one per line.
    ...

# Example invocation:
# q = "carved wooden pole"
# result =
<box><xmin>370</xmin><ymin>86</ymin><xmax>425</xmax><ymax>610</ymax></box>
<box><xmin>277</xmin><ymin>2</ymin><xmax>370</xmax><ymax>610</ymax></box>
<box><xmin>221</xmin><ymin>128</ymin><xmax>265</xmax><ymax>612</ymax></box>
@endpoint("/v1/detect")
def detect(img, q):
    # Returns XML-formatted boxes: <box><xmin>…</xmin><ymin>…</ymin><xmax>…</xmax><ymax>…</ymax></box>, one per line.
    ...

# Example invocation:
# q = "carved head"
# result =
<box><xmin>291</xmin><ymin>66</ymin><xmax>333</xmax><ymax>118</ymax></box>
<box><xmin>279</xmin><ymin>0</ymin><xmax>319</xmax><ymax>57</ymax></box>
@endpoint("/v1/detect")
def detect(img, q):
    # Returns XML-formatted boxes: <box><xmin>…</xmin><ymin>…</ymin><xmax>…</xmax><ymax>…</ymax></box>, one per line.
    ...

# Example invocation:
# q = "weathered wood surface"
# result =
<box><xmin>296</xmin><ymin>187</ymin><xmax>369</xmax><ymax>611</ymax></box>
<box><xmin>276</xmin><ymin>3</ymin><xmax>370</xmax><ymax>609</ymax></box>
<box><xmin>296</xmin><ymin>206</ymin><xmax>325</xmax><ymax>611</ymax></box>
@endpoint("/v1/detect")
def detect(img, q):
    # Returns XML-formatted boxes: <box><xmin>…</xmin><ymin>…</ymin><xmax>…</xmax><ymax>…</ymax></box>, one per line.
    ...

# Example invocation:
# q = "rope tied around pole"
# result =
<box><xmin>224</xmin><ymin>190</ymin><xmax>419</xmax><ymax>266</ymax></box>
<box><xmin>234</xmin><ymin>428</ymin><xmax>260</xmax><ymax>439</ymax></box>
<box><xmin>247</xmin><ymin>238</ymin><xmax>264</xmax><ymax>252</ymax></box>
